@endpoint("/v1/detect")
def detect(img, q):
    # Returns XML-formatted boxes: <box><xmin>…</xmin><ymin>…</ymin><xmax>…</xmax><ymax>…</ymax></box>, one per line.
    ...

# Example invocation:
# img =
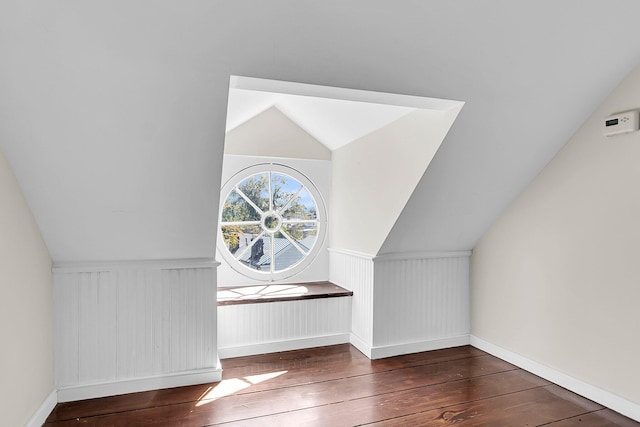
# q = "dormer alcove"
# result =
<box><xmin>217</xmin><ymin>77</ymin><xmax>467</xmax><ymax>359</ymax></box>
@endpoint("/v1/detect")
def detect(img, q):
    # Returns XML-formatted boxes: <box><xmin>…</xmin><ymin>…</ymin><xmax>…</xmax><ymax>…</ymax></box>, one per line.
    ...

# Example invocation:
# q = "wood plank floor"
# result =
<box><xmin>44</xmin><ymin>345</ymin><xmax>639</xmax><ymax>426</ymax></box>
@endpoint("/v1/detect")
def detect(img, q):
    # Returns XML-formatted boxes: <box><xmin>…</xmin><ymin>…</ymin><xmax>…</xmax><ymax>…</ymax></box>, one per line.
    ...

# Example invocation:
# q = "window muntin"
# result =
<box><xmin>219</xmin><ymin>164</ymin><xmax>326</xmax><ymax>281</ymax></box>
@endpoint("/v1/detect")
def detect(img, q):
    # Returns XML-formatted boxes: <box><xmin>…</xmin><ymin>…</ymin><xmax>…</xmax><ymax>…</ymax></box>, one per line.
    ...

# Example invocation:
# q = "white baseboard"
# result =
<box><xmin>25</xmin><ymin>389</ymin><xmax>57</xmax><ymax>427</ymax></box>
<box><xmin>470</xmin><ymin>335</ymin><xmax>640</xmax><ymax>422</ymax></box>
<box><xmin>369</xmin><ymin>335</ymin><xmax>471</xmax><ymax>360</ymax></box>
<box><xmin>349</xmin><ymin>333</ymin><xmax>371</xmax><ymax>359</ymax></box>
<box><xmin>57</xmin><ymin>366</ymin><xmax>223</xmax><ymax>402</ymax></box>
<box><xmin>348</xmin><ymin>334</ymin><xmax>471</xmax><ymax>360</ymax></box>
<box><xmin>348</xmin><ymin>333</ymin><xmax>373</xmax><ymax>358</ymax></box>
<box><xmin>218</xmin><ymin>334</ymin><xmax>350</xmax><ymax>359</ymax></box>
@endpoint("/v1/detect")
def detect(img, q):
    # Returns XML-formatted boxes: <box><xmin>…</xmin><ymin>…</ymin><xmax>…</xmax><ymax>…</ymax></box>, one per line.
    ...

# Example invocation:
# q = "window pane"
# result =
<box><xmin>281</xmin><ymin>224</ymin><xmax>317</xmax><ymax>254</ymax></box>
<box><xmin>221</xmin><ymin>225</ymin><xmax>262</xmax><ymax>254</ymax></box>
<box><xmin>222</xmin><ymin>189</ymin><xmax>261</xmax><ymax>222</ymax></box>
<box><xmin>237</xmin><ymin>173</ymin><xmax>269</xmax><ymax>212</ymax></box>
<box><xmin>221</xmin><ymin>226</ymin><xmax>240</xmax><ymax>253</ymax></box>
<box><xmin>271</xmin><ymin>173</ymin><xmax>302</xmax><ymax>211</ymax></box>
<box><xmin>281</xmin><ymin>188</ymin><xmax>317</xmax><ymax>220</ymax></box>
<box><xmin>273</xmin><ymin>239</ymin><xmax>304</xmax><ymax>271</ymax></box>
<box><xmin>237</xmin><ymin>235</ymin><xmax>268</xmax><ymax>271</ymax></box>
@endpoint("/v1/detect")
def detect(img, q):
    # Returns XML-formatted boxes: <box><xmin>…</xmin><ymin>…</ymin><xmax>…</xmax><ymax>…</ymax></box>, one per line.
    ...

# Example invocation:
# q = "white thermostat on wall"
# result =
<box><xmin>603</xmin><ymin>110</ymin><xmax>639</xmax><ymax>136</ymax></box>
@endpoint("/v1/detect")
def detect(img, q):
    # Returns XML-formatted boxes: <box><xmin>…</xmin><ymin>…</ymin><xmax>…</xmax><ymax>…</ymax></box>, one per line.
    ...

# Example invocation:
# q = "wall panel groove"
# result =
<box><xmin>54</xmin><ymin>265</ymin><xmax>219</xmax><ymax>398</ymax></box>
<box><xmin>329</xmin><ymin>249</ymin><xmax>375</xmax><ymax>346</ymax></box>
<box><xmin>218</xmin><ymin>297</ymin><xmax>351</xmax><ymax>358</ymax></box>
<box><xmin>329</xmin><ymin>248</ymin><xmax>469</xmax><ymax>358</ymax></box>
<box><xmin>374</xmin><ymin>255</ymin><xmax>470</xmax><ymax>348</ymax></box>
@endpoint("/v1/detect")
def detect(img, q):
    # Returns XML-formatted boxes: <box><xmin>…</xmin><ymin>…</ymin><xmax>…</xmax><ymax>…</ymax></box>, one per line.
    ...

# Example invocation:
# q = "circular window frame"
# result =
<box><xmin>218</xmin><ymin>163</ymin><xmax>327</xmax><ymax>282</ymax></box>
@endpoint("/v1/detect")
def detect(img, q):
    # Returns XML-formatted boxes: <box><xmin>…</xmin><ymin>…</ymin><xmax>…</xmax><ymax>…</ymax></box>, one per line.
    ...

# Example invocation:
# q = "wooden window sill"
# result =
<box><xmin>217</xmin><ymin>281</ymin><xmax>352</xmax><ymax>306</ymax></box>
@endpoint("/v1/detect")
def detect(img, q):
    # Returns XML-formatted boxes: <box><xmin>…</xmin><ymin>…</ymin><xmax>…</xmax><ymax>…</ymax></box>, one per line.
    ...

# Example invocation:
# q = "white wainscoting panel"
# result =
<box><xmin>218</xmin><ymin>297</ymin><xmax>352</xmax><ymax>358</ymax></box>
<box><xmin>372</xmin><ymin>254</ymin><xmax>470</xmax><ymax>357</ymax></box>
<box><xmin>329</xmin><ymin>249</ymin><xmax>469</xmax><ymax>359</ymax></box>
<box><xmin>54</xmin><ymin>262</ymin><xmax>220</xmax><ymax>401</ymax></box>
<box><xmin>328</xmin><ymin>248</ymin><xmax>375</xmax><ymax>354</ymax></box>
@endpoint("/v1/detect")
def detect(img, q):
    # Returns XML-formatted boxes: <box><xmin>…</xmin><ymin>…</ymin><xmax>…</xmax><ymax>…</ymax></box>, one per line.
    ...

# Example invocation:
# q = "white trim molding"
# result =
<box><xmin>370</xmin><ymin>335</ymin><xmax>471</xmax><ymax>360</ymax></box>
<box><xmin>25</xmin><ymin>390</ymin><xmax>58</xmax><ymax>427</ymax></box>
<box><xmin>349</xmin><ymin>334</ymin><xmax>471</xmax><ymax>360</ymax></box>
<box><xmin>57</xmin><ymin>366</ymin><xmax>223</xmax><ymax>403</ymax></box>
<box><xmin>349</xmin><ymin>333</ymin><xmax>373</xmax><ymax>358</ymax></box>
<box><xmin>219</xmin><ymin>334</ymin><xmax>350</xmax><ymax>359</ymax></box>
<box><xmin>470</xmin><ymin>336</ymin><xmax>640</xmax><ymax>422</ymax></box>
<box><xmin>52</xmin><ymin>258</ymin><xmax>220</xmax><ymax>273</ymax></box>
<box><xmin>327</xmin><ymin>247</ymin><xmax>376</xmax><ymax>261</ymax></box>
<box><xmin>230</xmin><ymin>76</ymin><xmax>464</xmax><ymax>112</ymax></box>
<box><xmin>373</xmin><ymin>250</ymin><xmax>472</xmax><ymax>262</ymax></box>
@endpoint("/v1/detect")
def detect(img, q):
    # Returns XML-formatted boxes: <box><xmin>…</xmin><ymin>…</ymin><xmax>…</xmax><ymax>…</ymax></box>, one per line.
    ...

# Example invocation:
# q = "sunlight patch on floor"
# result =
<box><xmin>195</xmin><ymin>370</ymin><xmax>288</xmax><ymax>407</ymax></box>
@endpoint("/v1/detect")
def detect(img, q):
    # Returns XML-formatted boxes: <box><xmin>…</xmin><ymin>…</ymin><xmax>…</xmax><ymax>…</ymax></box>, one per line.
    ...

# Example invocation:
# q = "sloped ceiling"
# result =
<box><xmin>1</xmin><ymin>1</ymin><xmax>640</xmax><ymax>262</ymax></box>
<box><xmin>226</xmin><ymin>88</ymin><xmax>418</xmax><ymax>151</ymax></box>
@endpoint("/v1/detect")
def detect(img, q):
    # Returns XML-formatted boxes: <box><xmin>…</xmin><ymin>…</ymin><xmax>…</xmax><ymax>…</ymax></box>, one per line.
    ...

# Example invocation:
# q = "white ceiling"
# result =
<box><xmin>225</xmin><ymin>77</ymin><xmax>463</xmax><ymax>151</ymax></box>
<box><xmin>226</xmin><ymin>88</ymin><xmax>417</xmax><ymax>151</ymax></box>
<box><xmin>1</xmin><ymin>1</ymin><xmax>640</xmax><ymax>262</ymax></box>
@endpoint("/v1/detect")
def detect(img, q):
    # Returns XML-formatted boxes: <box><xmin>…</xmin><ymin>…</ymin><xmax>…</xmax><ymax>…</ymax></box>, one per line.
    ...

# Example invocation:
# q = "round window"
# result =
<box><xmin>218</xmin><ymin>163</ymin><xmax>326</xmax><ymax>281</ymax></box>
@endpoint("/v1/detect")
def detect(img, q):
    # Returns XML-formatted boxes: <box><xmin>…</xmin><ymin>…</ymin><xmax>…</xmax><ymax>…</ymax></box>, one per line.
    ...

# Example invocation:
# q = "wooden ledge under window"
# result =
<box><xmin>217</xmin><ymin>281</ymin><xmax>353</xmax><ymax>306</ymax></box>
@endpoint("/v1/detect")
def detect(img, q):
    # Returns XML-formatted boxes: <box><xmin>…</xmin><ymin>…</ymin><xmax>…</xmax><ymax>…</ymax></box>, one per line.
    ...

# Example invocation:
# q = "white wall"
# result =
<box><xmin>0</xmin><ymin>148</ymin><xmax>54</xmax><ymax>426</ymax></box>
<box><xmin>224</xmin><ymin>106</ymin><xmax>331</xmax><ymax>160</ymax></box>
<box><xmin>471</xmin><ymin>64</ymin><xmax>640</xmax><ymax>406</ymax></box>
<box><xmin>332</xmin><ymin>108</ymin><xmax>460</xmax><ymax>255</ymax></box>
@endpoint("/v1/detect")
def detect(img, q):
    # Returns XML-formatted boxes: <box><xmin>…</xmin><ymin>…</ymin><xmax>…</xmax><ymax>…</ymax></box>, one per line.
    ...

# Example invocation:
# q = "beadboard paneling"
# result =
<box><xmin>328</xmin><ymin>249</ymin><xmax>375</xmax><ymax>347</ymax></box>
<box><xmin>54</xmin><ymin>265</ymin><xmax>218</xmax><ymax>397</ymax></box>
<box><xmin>373</xmin><ymin>255</ymin><xmax>470</xmax><ymax>349</ymax></box>
<box><xmin>329</xmin><ymin>249</ymin><xmax>470</xmax><ymax>358</ymax></box>
<box><xmin>218</xmin><ymin>297</ymin><xmax>351</xmax><ymax>358</ymax></box>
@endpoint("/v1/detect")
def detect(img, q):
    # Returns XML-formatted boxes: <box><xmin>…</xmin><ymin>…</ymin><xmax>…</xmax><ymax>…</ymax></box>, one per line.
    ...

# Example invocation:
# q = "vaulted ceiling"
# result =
<box><xmin>226</xmin><ymin>87</ymin><xmax>416</xmax><ymax>152</ymax></box>
<box><xmin>1</xmin><ymin>1</ymin><xmax>640</xmax><ymax>262</ymax></box>
<box><xmin>225</xmin><ymin>76</ymin><xmax>461</xmax><ymax>152</ymax></box>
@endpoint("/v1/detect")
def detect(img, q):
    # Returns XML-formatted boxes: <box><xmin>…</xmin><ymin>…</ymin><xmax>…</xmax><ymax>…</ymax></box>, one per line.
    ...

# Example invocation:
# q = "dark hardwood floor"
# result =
<box><xmin>44</xmin><ymin>345</ymin><xmax>638</xmax><ymax>426</ymax></box>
